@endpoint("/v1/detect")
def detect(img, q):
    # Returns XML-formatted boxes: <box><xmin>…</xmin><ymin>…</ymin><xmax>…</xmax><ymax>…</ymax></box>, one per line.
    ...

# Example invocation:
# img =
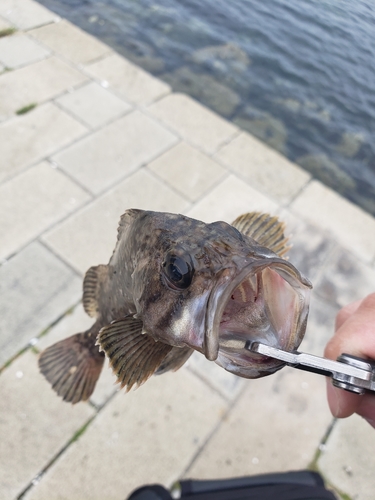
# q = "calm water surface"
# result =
<box><xmin>37</xmin><ymin>0</ymin><xmax>375</xmax><ymax>215</ymax></box>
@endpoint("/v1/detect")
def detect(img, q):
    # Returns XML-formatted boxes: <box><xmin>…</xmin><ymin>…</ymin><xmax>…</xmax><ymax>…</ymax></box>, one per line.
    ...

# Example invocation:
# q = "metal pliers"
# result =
<box><xmin>246</xmin><ymin>341</ymin><xmax>375</xmax><ymax>395</ymax></box>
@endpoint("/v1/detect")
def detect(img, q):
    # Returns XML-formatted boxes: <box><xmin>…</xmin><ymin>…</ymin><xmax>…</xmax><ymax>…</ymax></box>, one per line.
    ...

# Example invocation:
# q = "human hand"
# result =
<box><xmin>324</xmin><ymin>293</ymin><xmax>375</xmax><ymax>428</ymax></box>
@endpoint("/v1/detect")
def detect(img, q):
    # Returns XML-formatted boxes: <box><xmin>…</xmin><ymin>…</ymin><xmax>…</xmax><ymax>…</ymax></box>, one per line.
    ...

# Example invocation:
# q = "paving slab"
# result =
<box><xmin>187</xmin><ymin>351</ymin><xmax>245</xmax><ymax>401</ymax></box>
<box><xmin>148</xmin><ymin>93</ymin><xmax>238</xmax><ymax>155</ymax></box>
<box><xmin>147</xmin><ymin>141</ymin><xmax>228</xmax><ymax>202</ymax></box>
<box><xmin>185</xmin><ymin>368</ymin><xmax>332</xmax><ymax>479</ymax></box>
<box><xmin>299</xmin><ymin>293</ymin><xmax>340</xmax><ymax>356</ymax></box>
<box><xmin>29</xmin><ymin>19</ymin><xmax>110</xmax><ymax>65</ymax></box>
<box><xmin>55</xmin><ymin>81</ymin><xmax>132</xmax><ymax>129</ymax></box>
<box><xmin>0</xmin><ymin>161</ymin><xmax>91</xmax><ymax>261</ymax></box>
<box><xmin>318</xmin><ymin>414</ymin><xmax>375</xmax><ymax>500</ymax></box>
<box><xmin>0</xmin><ymin>351</ymin><xmax>94</xmax><ymax>500</ymax></box>
<box><xmin>25</xmin><ymin>368</ymin><xmax>228</xmax><ymax>500</ymax></box>
<box><xmin>215</xmin><ymin>132</ymin><xmax>311</xmax><ymax>205</ymax></box>
<box><xmin>0</xmin><ymin>15</ymin><xmax>13</xmax><ymax>31</ymax></box>
<box><xmin>314</xmin><ymin>246</ymin><xmax>375</xmax><ymax>309</ymax></box>
<box><xmin>85</xmin><ymin>52</ymin><xmax>171</xmax><ymax>105</ymax></box>
<box><xmin>42</xmin><ymin>168</ymin><xmax>189</xmax><ymax>274</ymax></box>
<box><xmin>51</xmin><ymin>110</ymin><xmax>178</xmax><ymax>194</ymax></box>
<box><xmin>280</xmin><ymin>209</ymin><xmax>337</xmax><ymax>284</ymax></box>
<box><xmin>35</xmin><ymin>303</ymin><xmax>119</xmax><ymax>408</ymax></box>
<box><xmin>0</xmin><ymin>242</ymin><xmax>81</xmax><ymax>366</ymax></box>
<box><xmin>0</xmin><ymin>55</ymin><xmax>88</xmax><ymax>120</ymax></box>
<box><xmin>291</xmin><ymin>180</ymin><xmax>375</xmax><ymax>263</ymax></box>
<box><xmin>186</xmin><ymin>174</ymin><xmax>278</xmax><ymax>224</ymax></box>
<box><xmin>0</xmin><ymin>33</ymin><xmax>50</xmax><ymax>69</ymax></box>
<box><xmin>0</xmin><ymin>0</ymin><xmax>58</xmax><ymax>30</ymax></box>
<box><xmin>0</xmin><ymin>102</ymin><xmax>87</xmax><ymax>183</ymax></box>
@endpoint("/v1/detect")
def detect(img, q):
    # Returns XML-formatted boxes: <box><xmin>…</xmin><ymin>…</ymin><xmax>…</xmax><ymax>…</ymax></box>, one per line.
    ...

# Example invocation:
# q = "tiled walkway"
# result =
<box><xmin>1</xmin><ymin>1</ymin><xmax>375</xmax><ymax>499</ymax></box>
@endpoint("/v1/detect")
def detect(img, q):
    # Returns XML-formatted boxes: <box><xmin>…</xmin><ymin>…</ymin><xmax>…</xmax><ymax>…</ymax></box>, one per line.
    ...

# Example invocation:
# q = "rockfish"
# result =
<box><xmin>39</xmin><ymin>209</ymin><xmax>311</xmax><ymax>403</ymax></box>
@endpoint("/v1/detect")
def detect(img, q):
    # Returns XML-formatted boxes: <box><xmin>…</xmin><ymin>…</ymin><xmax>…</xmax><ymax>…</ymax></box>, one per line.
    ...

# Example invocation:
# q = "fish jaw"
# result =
<box><xmin>204</xmin><ymin>257</ymin><xmax>311</xmax><ymax>377</ymax></box>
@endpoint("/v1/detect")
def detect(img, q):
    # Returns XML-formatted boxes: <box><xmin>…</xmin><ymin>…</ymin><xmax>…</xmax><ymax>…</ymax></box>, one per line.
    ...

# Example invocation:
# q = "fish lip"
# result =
<box><xmin>204</xmin><ymin>257</ymin><xmax>311</xmax><ymax>362</ymax></box>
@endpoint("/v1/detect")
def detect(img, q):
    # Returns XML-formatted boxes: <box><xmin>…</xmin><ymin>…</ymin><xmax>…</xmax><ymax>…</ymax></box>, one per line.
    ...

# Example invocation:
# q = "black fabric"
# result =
<box><xmin>126</xmin><ymin>471</ymin><xmax>337</xmax><ymax>500</ymax></box>
<box><xmin>180</xmin><ymin>471</ymin><xmax>325</xmax><ymax>495</ymax></box>
<box><xmin>127</xmin><ymin>484</ymin><xmax>173</xmax><ymax>500</ymax></box>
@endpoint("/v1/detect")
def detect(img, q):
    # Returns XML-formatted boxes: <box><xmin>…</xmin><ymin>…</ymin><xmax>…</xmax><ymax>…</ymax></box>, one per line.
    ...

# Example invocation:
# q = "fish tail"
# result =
<box><xmin>38</xmin><ymin>324</ymin><xmax>104</xmax><ymax>404</ymax></box>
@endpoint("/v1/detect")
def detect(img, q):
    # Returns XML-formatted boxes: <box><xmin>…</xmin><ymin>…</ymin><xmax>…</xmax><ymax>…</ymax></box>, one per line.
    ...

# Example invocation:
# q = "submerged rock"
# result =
<box><xmin>233</xmin><ymin>105</ymin><xmax>287</xmax><ymax>154</ymax></box>
<box><xmin>189</xmin><ymin>43</ymin><xmax>251</xmax><ymax>74</ymax></box>
<box><xmin>296</xmin><ymin>154</ymin><xmax>356</xmax><ymax>191</ymax></box>
<box><xmin>335</xmin><ymin>131</ymin><xmax>365</xmax><ymax>158</ymax></box>
<box><xmin>162</xmin><ymin>66</ymin><xmax>241</xmax><ymax>117</ymax></box>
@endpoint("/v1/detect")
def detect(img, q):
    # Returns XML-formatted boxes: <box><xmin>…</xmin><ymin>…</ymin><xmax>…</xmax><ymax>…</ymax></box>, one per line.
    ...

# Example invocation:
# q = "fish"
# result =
<box><xmin>38</xmin><ymin>209</ymin><xmax>311</xmax><ymax>404</ymax></box>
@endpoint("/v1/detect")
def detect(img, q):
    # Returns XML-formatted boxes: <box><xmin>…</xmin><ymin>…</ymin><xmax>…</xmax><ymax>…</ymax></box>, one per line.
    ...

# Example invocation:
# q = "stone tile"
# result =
<box><xmin>85</xmin><ymin>53</ymin><xmax>170</xmax><ymax>105</ymax></box>
<box><xmin>280</xmin><ymin>209</ymin><xmax>336</xmax><ymax>284</ymax></box>
<box><xmin>291</xmin><ymin>180</ymin><xmax>375</xmax><ymax>263</ymax></box>
<box><xmin>299</xmin><ymin>293</ymin><xmax>340</xmax><ymax>356</ymax></box>
<box><xmin>148</xmin><ymin>93</ymin><xmax>238</xmax><ymax>154</ymax></box>
<box><xmin>0</xmin><ymin>55</ymin><xmax>88</xmax><ymax>120</ymax></box>
<box><xmin>0</xmin><ymin>16</ymin><xmax>12</xmax><ymax>31</ymax></box>
<box><xmin>55</xmin><ymin>81</ymin><xmax>132</xmax><ymax>129</ymax></box>
<box><xmin>29</xmin><ymin>19</ymin><xmax>110</xmax><ymax>65</ymax></box>
<box><xmin>35</xmin><ymin>303</ymin><xmax>119</xmax><ymax>407</ymax></box>
<box><xmin>0</xmin><ymin>351</ymin><xmax>94</xmax><ymax>500</ymax></box>
<box><xmin>0</xmin><ymin>57</ymin><xmax>87</xmax><ymax>120</ymax></box>
<box><xmin>90</xmin><ymin>358</ymin><xmax>119</xmax><ymax>408</ymax></box>
<box><xmin>0</xmin><ymin>161</ymin><xmax>90</xmax><ymax>261</ymax></box>
<box><xmin>0</xmin><ymin>0</ymin><xmax>57</xmax><ymax>30</ymax></box>
<box><xmin>314</xmin><ymin>246</ymin><xmax>375</xmax><ymax>309</ymax></box>
<box><xmin>187</xmin><ymin>351</ymin><xmax>245</xmax><ymax>401</ymax></box>
<box><xmin>215</xmin><ymin>132</ymin><xmax>311</xmax><ymax>205</ymax></box>
<box><xmin>185</xmin><ymin>367</ymin><xmax>332</xmax><ymax>479</ymax></box>
<box><xmin>42</xmin><ymin>169</ymin><xmax>189</xmax><ymax>274</ymax></box>
<box><xmin>186</xmin><ymin>174</ymin><xmax>278</xmax><ymax>224</ymax></box>
<box><xmin>25</xmin><ymin>368</ymin><xmax>227</xmax><ymax>499</ymax></box>
<box><xmin>148</xmin><ymin>141</ymin><xmax>227</xmax><ymax>202</ymax></box>
<box><xmin>318</xmin><ymin>414</ymin><xmax>375</xmax><ymax>500</ymax></box>
<box><xmin>0</xmin><ymin>103</ymin><xmax>87</xmax><ymax>183</ymax></box>
<box><xmin>52</xmin><ymin>110</ymin><xmax>177</xmax><ymax>194</ymax></box>
<box><xmin>36</xmin><ymin>304</ymin><xmax>91</xmax><ymax>351</ymax></box>
<box><xmin>0</xmin><ymin>33</ymin><xmax>50</xmax><ymax>69</ymax></box>
<box><xmin>0</xmin><ymin>242</ymin><xmax>81</xmax><ymax>366</ymax></box>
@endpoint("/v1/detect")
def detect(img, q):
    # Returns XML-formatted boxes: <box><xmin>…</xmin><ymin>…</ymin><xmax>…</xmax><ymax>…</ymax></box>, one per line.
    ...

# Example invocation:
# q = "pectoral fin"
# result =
<box><xmin>97</xmin><ymin>316</ymin><xmax>172</xmax><ymax>391</ymax></box>
<box><xmin>231</xmin><ymin>211</ymin><xmax>291</xmax><ymax>257</ymax></box>
<box><xmin>39</xmin><ymin>325</ymin><xmax>104</xmax><ymax>404</ymax></box>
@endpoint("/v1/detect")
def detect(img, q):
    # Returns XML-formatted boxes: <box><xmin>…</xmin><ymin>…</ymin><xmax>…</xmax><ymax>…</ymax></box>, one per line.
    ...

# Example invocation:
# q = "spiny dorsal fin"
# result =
<box><xmin>97</xmin><ymin>316</ymin><xmax>172</xmax><ymax>391</ymax></box>
<box><xmin>231</xmin><ymin>212</ymin><xmax>291</xmax><ymax>257</ymax></box>
<box><xmin>117</xmin><ymin>208</ymin><xmax>144</xmax><ymax>242</ymax></box>
<box><xmin>38</xmin><ymin>328</ymin><xmax>105</xmax><ymax>404</ymax></box>
<box><xmin>83</xmin><ymin>265</ymin><xmax>108</xmax><ymax>318</ymax></box>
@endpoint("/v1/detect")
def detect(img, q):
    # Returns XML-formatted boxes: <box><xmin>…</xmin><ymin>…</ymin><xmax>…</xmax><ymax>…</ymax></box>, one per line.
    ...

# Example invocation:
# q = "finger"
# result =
<box><xmin>325</xmin><ymin>293</ymin><xmax>375</xmax><ymax>361</ymax></box>
<box><xmin>326</xmin><ymin>381</ymin><xmax>375</xmax><ymax>428</ymax></box>
<box><xmin>326</xmin><ymin>380</ymin><xmax>360</xmax><ymax>418</ymax></box>
<box><xmin>334</xmin><ymin>298</ymin><xmax>363</xmax><ymax>330</ymax></box>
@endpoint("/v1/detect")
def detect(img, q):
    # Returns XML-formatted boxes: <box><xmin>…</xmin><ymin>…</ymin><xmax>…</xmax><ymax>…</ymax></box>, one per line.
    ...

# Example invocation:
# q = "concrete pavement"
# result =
<box><xmin>1</xmin><ymin>1</ymin><xmax>375</xmax><ymax>499</ymax></box>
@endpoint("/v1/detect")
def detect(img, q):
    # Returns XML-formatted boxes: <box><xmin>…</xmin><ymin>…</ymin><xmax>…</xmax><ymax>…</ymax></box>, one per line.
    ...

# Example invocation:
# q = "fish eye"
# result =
<box><xmin>163</xmin><ymin>254</ymin><xmax>193</xmax><ymax>290</ymax></box>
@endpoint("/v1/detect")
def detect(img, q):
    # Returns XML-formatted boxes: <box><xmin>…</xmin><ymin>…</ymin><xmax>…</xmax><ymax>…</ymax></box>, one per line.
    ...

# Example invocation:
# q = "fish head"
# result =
<box><xmin>124</xmin><ymin>211</ymin><xmax>311</xmax><ymax>378</ymax></box>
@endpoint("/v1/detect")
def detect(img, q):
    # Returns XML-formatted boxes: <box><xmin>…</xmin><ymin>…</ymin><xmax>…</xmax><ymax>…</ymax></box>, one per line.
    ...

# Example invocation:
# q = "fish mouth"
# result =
<box><xmin>204</xmin><ymin>258</ymin><xmax>311</xmax><ymax>378</ymax></box>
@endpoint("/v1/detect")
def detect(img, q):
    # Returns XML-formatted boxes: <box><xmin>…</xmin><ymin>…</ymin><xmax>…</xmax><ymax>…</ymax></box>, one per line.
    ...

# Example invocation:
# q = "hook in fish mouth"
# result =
<box><xmin>204</xmin><ymin>258</ymin><xmax>311</xmax><ymax>378</ymax></box>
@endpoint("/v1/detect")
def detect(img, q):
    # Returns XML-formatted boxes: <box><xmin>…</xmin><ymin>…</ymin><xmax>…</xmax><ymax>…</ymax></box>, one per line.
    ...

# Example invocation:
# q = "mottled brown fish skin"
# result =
<box><xmin>39</xmin><ymin>209</ymin><xmax>311</xmax><ymax>403</ymax></box>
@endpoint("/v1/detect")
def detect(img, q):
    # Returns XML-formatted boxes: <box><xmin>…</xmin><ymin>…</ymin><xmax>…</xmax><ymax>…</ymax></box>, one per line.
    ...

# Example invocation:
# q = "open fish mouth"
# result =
<box><xmin>204</xmin><ymin>258</ymin><xmax>311</xmax><ymax>378</ymax></box>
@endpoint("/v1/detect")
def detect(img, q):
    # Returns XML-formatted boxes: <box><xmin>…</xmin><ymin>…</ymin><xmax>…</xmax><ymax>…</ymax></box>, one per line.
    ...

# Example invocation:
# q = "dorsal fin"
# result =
<box><xmin>96</xmin><ymin>316</ymin><xmax>172</xmax><ymax>391</ymax></box>
<box><xmin>117</xmin><ymin>208</ymin><xmax>144</xmax><ymax>242</ymax></box>
<box><xmin>231</xmin><ymin>212</ymin><xmax>291</xmax><ymax>257</ymax></box>
<box><xmin>83</xmin><ymin>265</ymin><xmax>108</xmax><ymax>318</ymax></box>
